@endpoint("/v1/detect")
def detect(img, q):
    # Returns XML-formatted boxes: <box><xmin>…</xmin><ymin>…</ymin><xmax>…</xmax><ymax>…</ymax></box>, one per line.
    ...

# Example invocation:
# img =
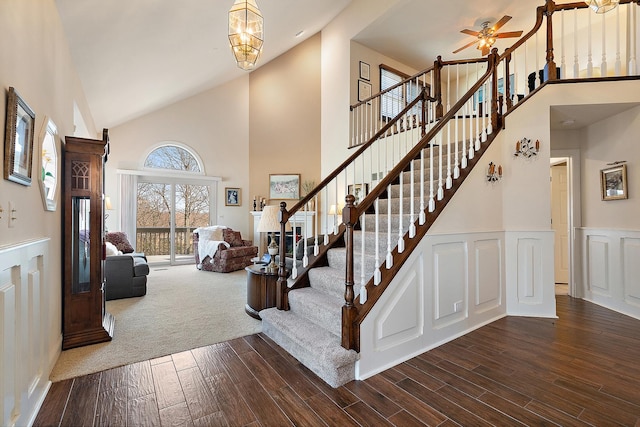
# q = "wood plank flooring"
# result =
<box><xmin>34</xmin><ymin>296</ymin><xmax>640</xmax><ymax>426</ymax></box>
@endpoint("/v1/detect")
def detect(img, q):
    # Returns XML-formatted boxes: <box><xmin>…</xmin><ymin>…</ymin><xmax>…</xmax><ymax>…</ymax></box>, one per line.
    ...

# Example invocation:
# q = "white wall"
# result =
<box><xmin>0</xmin><ymin>1</ymin><xmax>96</xmax><ymax>423</ymax></box>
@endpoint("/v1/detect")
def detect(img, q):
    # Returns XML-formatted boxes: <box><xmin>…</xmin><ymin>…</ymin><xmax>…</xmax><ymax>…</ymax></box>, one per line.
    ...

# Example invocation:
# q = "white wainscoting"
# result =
<box><xmin>0</xmin><ymin>239</ymin><xmax>52</xmax><ymax>427</ymax></box>
<box><xmin>578</xmin><ymin>228</ymin><xmax>640</xmax><ymax>319</ymax></box>
<box><xmin>505</xmin><ymin>231</ymin><xmax>556</xmax><ymax>318</ymax></box>
<box><xmin>357</xmin><ymin>232</ymin><xmax>507</xmax><ymax>380</ymax></box>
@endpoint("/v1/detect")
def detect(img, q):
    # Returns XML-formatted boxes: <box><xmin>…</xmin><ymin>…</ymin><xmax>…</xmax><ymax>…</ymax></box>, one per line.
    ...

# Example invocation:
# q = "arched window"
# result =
<box><xmin>144</xmin><ymin>144</ymin><xmax>202</xmax><ymax>173</ymax></box>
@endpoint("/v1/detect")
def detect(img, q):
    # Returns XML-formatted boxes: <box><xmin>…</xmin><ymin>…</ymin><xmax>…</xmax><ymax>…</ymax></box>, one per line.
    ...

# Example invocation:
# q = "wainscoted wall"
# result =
<box><xmin>505</xmin><ymin>231</ymin><xmax>557</xmax><ymax>318</ymax></box>
<box><xmin>0</xmin><ymin>239</ymin><xmax>54</xmax><ymax>427</ymax></box>
<box><xmin>357</xmin><ymin>232</ymin><xmax>508</xmax><ymax>380</ymax></box>
<box><xmin>578</xmin><ymin>228</ymin><xmax>640</xmax><ymax>320</ymax></box>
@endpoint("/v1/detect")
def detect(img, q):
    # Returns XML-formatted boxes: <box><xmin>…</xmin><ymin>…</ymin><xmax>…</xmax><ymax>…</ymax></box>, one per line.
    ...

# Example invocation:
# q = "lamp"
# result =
<box><xmin>585</xmin><ymin>0</ymin><xmax>619</xmax><ymax>13</ymax></box>
<box><xmin>104</xmin><ymin>195</ymin><xmax>113</xmax><ymax>210</ymax></box>
<box><xmin>256</xmin><ymin>205</ymin><xmax>290</xmax><ymax>272</ymax></box>
<box><xmin>228</xmin><ymin>0</ymin><xmax>264</xmax><ymax>71</ymax></box>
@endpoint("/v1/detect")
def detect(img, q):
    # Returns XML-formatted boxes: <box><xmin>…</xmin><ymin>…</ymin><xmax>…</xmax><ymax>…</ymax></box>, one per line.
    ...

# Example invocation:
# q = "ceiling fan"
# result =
<box><xmin>453</xmin><ymin>16</ymin><xmax>523</xmax><ymax>56</ymax></box>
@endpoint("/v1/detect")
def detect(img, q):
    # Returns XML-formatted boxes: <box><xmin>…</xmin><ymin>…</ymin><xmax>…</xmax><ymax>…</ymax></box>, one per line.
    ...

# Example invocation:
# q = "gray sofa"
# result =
<box><xmin>105</xmin><ymin>253</ymin><xmax>149</xmax><ymax>300</ymax></box>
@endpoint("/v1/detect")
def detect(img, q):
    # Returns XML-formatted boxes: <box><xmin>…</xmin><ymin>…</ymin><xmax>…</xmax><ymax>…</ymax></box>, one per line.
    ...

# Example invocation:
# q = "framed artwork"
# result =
<box><xmin>358</xmin><ymin>80</ymin><xmax>372</xmax><ymax>102</ymax></box>
<box><xmin>4</xmin><ymin>87</ymin><xmax>36</xmax><ymax>186</ymax></box>
<box><xmin>359</xmin><ymin>61</ymin><xmax>370</xmax><ymax>81</ymax></box>
<box><xmin>225</xmin><ymin>187</ymin><xmax>241</xmax><ymax>206</ymax></box>
<box><xmin>600</xmin><ymin>164</ymin><xmax>628</xmax><ymax>201</ymax></box>
<box><xmin>269</xmin><ymin>174</ymin><xmax>300</xmax><ymax>200</ymax></box>
<box><xmin>348</xmin><ymin>183</ymin><xmax>369</xmax><ymax>205</ymax></box>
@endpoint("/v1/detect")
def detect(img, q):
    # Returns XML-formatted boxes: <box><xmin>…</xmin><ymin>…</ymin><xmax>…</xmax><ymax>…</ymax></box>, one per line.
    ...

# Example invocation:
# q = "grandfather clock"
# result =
<box><xmin>62</xmin><ymin>129</ymin><xmax>114</xmax><ymax>350</ymax></box>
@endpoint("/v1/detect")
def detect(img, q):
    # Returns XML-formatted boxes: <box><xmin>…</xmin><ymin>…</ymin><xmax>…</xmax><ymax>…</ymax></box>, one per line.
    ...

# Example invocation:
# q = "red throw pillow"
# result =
<box><xmin>105</xmin><ymin>231</ymin><xmax>135</xmax><ymax>253</ymax></box>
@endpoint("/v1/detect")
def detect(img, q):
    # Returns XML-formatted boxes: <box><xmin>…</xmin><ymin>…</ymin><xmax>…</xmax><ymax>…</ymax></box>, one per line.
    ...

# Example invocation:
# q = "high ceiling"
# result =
<box><xmin>55</xmin><ymin>0</ymin><xmax>572</xmax><ymax>130</ymax></box>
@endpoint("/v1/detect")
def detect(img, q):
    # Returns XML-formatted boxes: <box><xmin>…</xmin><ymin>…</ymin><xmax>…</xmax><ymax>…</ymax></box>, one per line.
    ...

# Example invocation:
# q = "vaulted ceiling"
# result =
<box><xmin>55</xmin><ymin>0</ymin><xmax>573</xmax><ymax>130</ymax></box>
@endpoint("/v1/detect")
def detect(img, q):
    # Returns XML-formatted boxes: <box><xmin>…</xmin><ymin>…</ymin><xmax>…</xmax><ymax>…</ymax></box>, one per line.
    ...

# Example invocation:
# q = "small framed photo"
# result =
<box><xmin>348</xmin><ymin>183</ymin><xmax>369</xmax><ymax>205</ymax></box>
<box><xmin>225</xmin><ymin>187</ymin><xmax>241</xmax><ymax>206</ymax></box>
<box><xmin>269</xmin><ymin>174</ymin><xmax>300</xmax><ymax>200</ymax></box>
<box><xmin>359</xmin><ymin>61</ymin><xmax>370</xmax><ymax>81</ymax></box>
<box><xmin>600</xmin><ymin>164</ymin><xmax>628</xmax><ymax>201</ymax></box>
<box><xmin>358</xmin><ymin>80</ymin><xmax>372</xmax><ymax>102</ymax></box>
<box><xmin>4</xmin><ymin>87</ymin><xmax>36</xmax><ymax>186</ymax></box>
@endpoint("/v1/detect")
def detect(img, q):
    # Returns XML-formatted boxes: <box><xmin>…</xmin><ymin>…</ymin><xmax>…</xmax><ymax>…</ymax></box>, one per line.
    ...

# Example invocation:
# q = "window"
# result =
<box><xmin>380</xmin><ymin>64</ymin><xmax>426</xmax><ymax>122</ymax></box>
<box><xmin>144</xmin><ymin>145</ymin><xmax>201</xmax><ymax>172</ymax></box>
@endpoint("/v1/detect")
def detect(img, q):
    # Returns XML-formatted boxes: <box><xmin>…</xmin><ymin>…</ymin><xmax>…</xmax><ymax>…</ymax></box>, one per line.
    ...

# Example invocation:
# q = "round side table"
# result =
<box><xmin>245</xmin><ymin>264</ymin><xmax>278</xmax><ymax>319</ymax></box>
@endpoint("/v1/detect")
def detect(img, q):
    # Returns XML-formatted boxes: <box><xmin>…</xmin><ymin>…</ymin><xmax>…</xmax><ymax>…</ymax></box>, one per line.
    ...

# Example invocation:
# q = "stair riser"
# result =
<box><xmin>288</xmin><ymin>289</ymin><xmax>342</xmax><ymax>337</ymax></box>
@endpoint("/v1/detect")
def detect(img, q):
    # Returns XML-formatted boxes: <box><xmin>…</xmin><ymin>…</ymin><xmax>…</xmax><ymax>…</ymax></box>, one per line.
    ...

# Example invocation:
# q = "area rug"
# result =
<box><xmin>50</xmin><ymin>264</ymin><xmax>262</xmax><ymax>381</ymax></box>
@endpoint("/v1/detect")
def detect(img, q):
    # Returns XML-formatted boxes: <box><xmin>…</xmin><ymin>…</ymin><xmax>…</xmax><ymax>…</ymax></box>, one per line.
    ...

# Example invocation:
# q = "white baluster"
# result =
<box><xmin>574</xmin><ymin>9</ymin><xmax>580</xmax><ymax>78</ymax></box>
<box><xmin>561</xmin><ymin>9</ymin><xmax>566</xmax><ymax>80</ymax></box>
<box><xmin>454</xmin><ymin>64</ymin><xmax>460</xmax><ymax>180</ymax></box>
<box><xmin>601</xmin><ymin>12</ymin><xmax>608</xmax><ymax>77</ymax></box>
<box><xmin>386</xmin><ymin>185</ymin><xmax>393</xmax><ymax>268</ymax></box>
<box><xmin>513</xmin><ymin>51</ymin><xmax>519</xmax><ymax>105</ymax></box>
<box><xmin>587</xmin><ymin>10</ymin><xmax>593</xmax><ymax>77</ymax></box>
<box><xmin>419</xmin><ymin>147</ymin><xmax>426</xmax><ymax>225</ymax></box>
<box><xmin>486</xmin><ymin>76</ymin><xmax>493</xmax><ymax>136</ymax></box>
<box><xmin>409</xmin><ymin>159</ymin><xmax>416</xmax><ymax>238</ymax></box>
<box><xmin>292</xmin><ymin>214</ymin><xmax>299</xmax><ymax>279</ymax></box>
<box><xmin>302</xmin><ymin>205</ymin><xmax>308</xmax><ymax>268</ymax></box>
<box><xmin>437</xmin><ymin>132</ymin><xmax>444</xmax><ymax>200</ymax></box>
<box><xmin>428</xmin><ymin>73</ymin><xmax>435</xmax><ymax>212</ymax></box>
<box><xmin>481</xmin><ymin>79</ymin><xmax>488</xmax><ymax>141</ymax></box>
<box><xmin>374</xmin><ymin>198</ymin><xmax>381</xmax><ymax>285</ymax></box>
<box><xmin>323</xmin><ymin>186</ymin><xmax>329</xmax><ymax>246</ymax></box>
<box><xmin>446</xmin><ymin>121</ymin><xmax>452</xmax><ymax>189</ymax></box>
<box><xmin>313</xmin><ymin>194</ymin><xmax>319</xmax><ymax>256</ymax></box>
<box><xmin>360</xmin><ymin>213</ymin><xmax>366</xmax><ymax>303</ymax></box>
<box><xmin>461</xmin><ymin>63</ymin><xmax>469</xmax><ymax>168</ymax></box>
<box><xmin>398</xmin><ymin>170</ymin><xmax>404</xmax><ymax>253</ymax></box>
<box><xmin>615</xmin><ymin>5</ymin><xmax>621</xmax><ymax>76</ymax></box>
<box><xmin>629</xmin><ymin>3</ymin><xmax>637</xmax><ymax>75</ymax></box>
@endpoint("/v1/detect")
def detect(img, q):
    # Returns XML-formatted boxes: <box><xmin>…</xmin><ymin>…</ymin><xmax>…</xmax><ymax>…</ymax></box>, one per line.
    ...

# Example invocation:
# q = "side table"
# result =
<box><xmin>245</xmin><ymin>264</ymin><xmax>278</xmax><ymax>319</ymax></box>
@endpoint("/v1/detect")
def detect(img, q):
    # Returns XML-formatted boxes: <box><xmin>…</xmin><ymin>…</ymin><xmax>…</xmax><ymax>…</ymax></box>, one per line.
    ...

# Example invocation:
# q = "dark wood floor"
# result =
<box><xmin>35</xmin><ymin>296</ymin><xmax>640</xmax><ymax>426</ymax></box>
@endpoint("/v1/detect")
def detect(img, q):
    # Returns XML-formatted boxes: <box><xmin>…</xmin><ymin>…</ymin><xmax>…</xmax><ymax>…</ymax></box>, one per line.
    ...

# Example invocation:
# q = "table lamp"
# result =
<box><xmin>256</xmin><ymin>205</ymin><xmax>291</xmax><ymax>272</ymax></box>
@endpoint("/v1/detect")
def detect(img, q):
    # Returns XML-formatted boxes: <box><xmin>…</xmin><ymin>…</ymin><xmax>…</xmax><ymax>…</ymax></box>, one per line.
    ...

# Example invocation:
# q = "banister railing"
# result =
<box><xmin>272</xmin><ymin>0</ymin><xmax>640</xmax><ymax>352</ymax></box>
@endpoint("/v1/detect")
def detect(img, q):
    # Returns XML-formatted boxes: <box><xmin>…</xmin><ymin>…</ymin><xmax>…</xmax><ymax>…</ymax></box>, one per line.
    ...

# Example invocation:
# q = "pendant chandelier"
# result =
<box><xmin>585</xmin><ymin>0</ymin><xmax>619</xmax><ymax>13</ymax></box>
<box><xmin>228</xmin><ymin>0</ymin><xmax>264</xmax><ymax>71</ymax></box>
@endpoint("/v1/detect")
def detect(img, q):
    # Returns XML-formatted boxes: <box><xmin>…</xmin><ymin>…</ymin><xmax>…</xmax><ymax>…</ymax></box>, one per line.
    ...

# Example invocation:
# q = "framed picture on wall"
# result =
<box><xmin>347</xmin><ymin>183</ymin><xmax>369</xmax><ymax>205</ymax></box>
<box><xmin>4</xmin><ymin>87</ymin><xmax>36</xmax><ymax>186</ymax></box>
<box><xmin>269</xmin><ymin>174</ymin><xmax>300</xmax><ymax>199</ymax></box>
<box><xmin>358</xmin><ymin>80</ymin><xmax>372</xmax><ymax>102</ymax></box>
<box><xmin>225</xmin><ymin>187</ymin><xmax>241</xmax><ymax>206</ymax></box>
<box><xmin>600</xmin><ymin>163</ymin><xmax>628</xmax><ymax>201</ymax></box>
<box><xmin>359</xmin><ymin>61</ymin><xmax>370</xmax><ymax>81</ymax></box>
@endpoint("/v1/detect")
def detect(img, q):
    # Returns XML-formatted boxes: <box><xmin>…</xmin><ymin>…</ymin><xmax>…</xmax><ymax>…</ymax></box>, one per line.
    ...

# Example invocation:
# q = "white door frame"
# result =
<box><xmin>550</xmin><ymin>149</ymin><xmax>582</xmax><ymax>297</ymax></box>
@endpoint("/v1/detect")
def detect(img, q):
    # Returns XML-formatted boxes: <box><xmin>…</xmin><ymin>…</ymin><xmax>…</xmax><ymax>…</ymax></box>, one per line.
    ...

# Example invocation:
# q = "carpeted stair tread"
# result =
<box><xmin>307</xmin><ymin>265</ymin><xmax>363</xmax><ymax>299</ymax></box>
<box><xmin>260</xmin><ymin>308</ymin><xmax>359</xmax><ymax>388</ymax></box>
<box><xmin>288</xmin><ymin>287</ymin><xmax>343</xmax><ymax>337</ymax></box>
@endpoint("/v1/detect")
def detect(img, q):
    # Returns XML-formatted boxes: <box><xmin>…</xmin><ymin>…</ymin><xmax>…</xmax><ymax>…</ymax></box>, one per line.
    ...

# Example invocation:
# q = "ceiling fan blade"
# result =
<box><xmin>461</xmin><ymin>29</ymin><xmax>481</xmax><ymax>36</ymax></box>
<box><xmin>453</xmin><ymin>39</ymin><xmax>480</xmax><ymax>54</ymax></box>
<box><xmin>491</xmin><ymin>15</ymin><xmax>512</xmax><ymax>32</ymax></box>
<box><xmin>495</xmin><ymin>30</ymin><xmax>524</xmax><ymax>38</ymax></box>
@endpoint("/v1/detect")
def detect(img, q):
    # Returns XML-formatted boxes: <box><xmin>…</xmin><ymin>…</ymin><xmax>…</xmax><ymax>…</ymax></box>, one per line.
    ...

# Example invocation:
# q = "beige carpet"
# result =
<box><xmin>50</xmin><ymin>264</ymin><xmax>262</xmax><ymax>381</ymax></box>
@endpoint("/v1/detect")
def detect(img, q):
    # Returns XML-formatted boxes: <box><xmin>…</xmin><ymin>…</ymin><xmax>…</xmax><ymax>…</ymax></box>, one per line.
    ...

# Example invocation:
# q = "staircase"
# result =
<box><xmin>260</xmin><ymin>146</ymin><xmax>474</xmax><ymax>387</ymax></box>
<box><xmin>260</xmin><ymin>0</ymin><xmax>640</xmax><ymax>388</ymax></box>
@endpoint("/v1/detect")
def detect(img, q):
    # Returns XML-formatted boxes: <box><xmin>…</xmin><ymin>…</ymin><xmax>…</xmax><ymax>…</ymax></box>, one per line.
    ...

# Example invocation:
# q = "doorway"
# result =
<box><xmin>137</xmin><ymin>179</ymin><xmax>212</xmax><ymax>265</ymax></box>
<box><xmin>551</xmin><ymin>161</ymin><xmax>569</xmax><ymax>295</ymax></box>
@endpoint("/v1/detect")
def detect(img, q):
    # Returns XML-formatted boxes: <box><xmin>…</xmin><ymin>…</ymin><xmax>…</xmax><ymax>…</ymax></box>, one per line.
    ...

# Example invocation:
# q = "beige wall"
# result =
<box><xmin>0</xmin><ymin>0</ymin><xmax>97</xmax><ymax>374</ymax></box>
<box><xmin>248</xmin><ymin>33</ymin><xmax>322</xmax><ymax>238</ymax></box>
<box><xmin>581</xmin><ymin>105</ymin><xmax>640</xmax><ymax>229</ymax></box>
<box><xmin>107</xmin><ymin>76</ymin><xmax>251</xmax><ymax>234</ymax></box>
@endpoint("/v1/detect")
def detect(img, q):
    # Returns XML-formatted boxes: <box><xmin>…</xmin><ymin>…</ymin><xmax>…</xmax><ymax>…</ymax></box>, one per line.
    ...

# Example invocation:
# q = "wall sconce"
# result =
<box><xmin>487</xmin><ymin>162</ymin><xmax>503</xmax><ymax>182</ymax></box>
<box><xmin>514</xmin><ymin>138</ymin><xmax>539</xmax><ymax>158</ymax></box>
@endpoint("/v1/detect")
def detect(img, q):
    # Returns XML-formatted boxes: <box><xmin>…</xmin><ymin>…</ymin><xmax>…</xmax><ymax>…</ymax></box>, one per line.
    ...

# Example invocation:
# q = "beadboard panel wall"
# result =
<box><xmin>357</xmin><ymin>232</ymin><xmax>507</xmax><ymax>380</ymax></box>
<box><xmin>578</xmin><ymin>228</ymin><xmax>640</xmax><ymax>319</ymax></box>
<box><xmin>0</xmin><ymin>239</ymin><xmax>52</xmax><ymax>427</ymax></box>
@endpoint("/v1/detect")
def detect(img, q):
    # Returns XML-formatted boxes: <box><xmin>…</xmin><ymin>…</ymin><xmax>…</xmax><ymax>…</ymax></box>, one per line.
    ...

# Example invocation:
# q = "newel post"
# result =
<box><xmin>544</xmin><ymin>0</ymin><xmax>558</xmax><ymax>81</ymax></box>
<box><xmin>434</xmin><ymin>56</ymin><xmax>444</xmax><ymax>119</ymax></box>
<box><xmin>276</xmin><ymin>202</ymin><xmax>289</xmax><ymax>310</ymax></box>
<box><xmin>341</xmin><ymin>195</ymin><xmax>358</xmax><ymax>350</ymax></box>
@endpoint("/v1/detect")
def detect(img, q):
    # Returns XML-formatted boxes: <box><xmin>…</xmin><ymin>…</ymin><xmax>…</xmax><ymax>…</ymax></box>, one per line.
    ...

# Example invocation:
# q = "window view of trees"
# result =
<box><xmin>137</xmin><ymin>145</ymin><xmax>210</xmax><ymax>259</ymax></box>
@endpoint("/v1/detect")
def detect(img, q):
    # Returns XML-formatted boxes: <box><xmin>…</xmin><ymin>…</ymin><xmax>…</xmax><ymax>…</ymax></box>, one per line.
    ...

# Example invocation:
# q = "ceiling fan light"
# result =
<box><xmin>585</xmin><ymin>0</ymin><xmax>619</xmax><ymax>13</ymax></box>
<box><xmin>228</xmin><ymin>0</ymin><xmax>264</xmax><ymax>71</ymax></box>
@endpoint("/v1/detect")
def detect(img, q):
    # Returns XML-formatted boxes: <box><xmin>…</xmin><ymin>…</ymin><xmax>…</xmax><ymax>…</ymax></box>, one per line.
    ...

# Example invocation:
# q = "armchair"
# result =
<box><xmin>193</xmin><ymin>226</ymin><xmax>258</xmax><ymax>273</ymax></box>
<box><xmin>105</xmin><ymin>254</ymin><xmax>149</xmax><ymax>300</ymax></box>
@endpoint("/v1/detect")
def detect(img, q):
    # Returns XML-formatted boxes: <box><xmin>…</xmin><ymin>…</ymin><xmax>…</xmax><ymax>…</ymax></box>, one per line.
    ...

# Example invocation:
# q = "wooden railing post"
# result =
<box><xmin>489</xmin><ymin>48</ymin><xmax>500</xmax><ymax>131</ymax></box>
<box><xmin>545</xmin><ymin>0</ymin><xmax>558</xmax><ymax>81</ymax></box>
<box><xmin>277</xmin><ymin>202</ymin><xmax>289</xmax><ymax>310</ymax></box>
<box><xmin>434</xmin><ymin>56</ymin><xmax>444</xmax><ymax>119</ymax></box>
<box><xmin>341</xmin><ymin>195</ymin><xmax>358</xmax><ymax>350</ymax></box>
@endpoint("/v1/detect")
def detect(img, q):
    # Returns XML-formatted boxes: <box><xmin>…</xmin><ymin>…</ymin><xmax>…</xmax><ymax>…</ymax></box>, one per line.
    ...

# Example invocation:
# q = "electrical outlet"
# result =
<box><xmin>8</xmin><ymin>201</ymin><xmax>16</xmax><ymax>228</ymax></box>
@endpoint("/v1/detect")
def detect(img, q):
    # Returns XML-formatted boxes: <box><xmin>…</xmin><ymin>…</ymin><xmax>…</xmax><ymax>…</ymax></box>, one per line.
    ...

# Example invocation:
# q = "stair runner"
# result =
<box><xmin>260</xmin><ymin>145</ymin><xmax>466</xmax><ymax>387</ymax></box>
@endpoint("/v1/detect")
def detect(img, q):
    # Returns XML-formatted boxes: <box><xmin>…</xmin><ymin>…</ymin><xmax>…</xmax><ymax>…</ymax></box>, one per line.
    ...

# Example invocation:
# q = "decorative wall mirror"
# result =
<box><xmin>39</xmin><ymin>117</ymin><xmax>58</xmax><ymax>211</ymax></box>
